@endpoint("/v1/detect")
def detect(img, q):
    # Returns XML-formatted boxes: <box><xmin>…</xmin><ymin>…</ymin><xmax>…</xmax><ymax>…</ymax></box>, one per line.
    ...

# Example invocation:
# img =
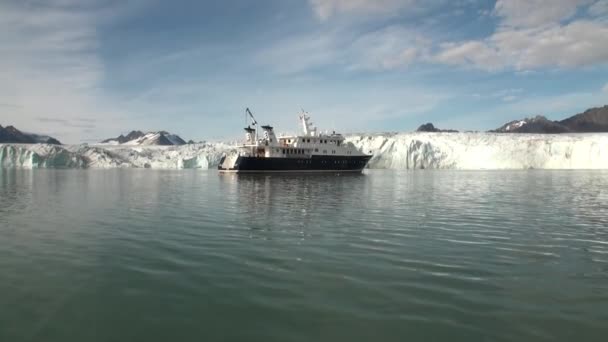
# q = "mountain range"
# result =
<box><xmin>0</xmin><ymin>125</ymin><xmax>62</xmax><ymax>144</ymax></box>
<box><xmin>1</xmin><ymin>105</ymin><xmax>608</xmax><ymax>145</ymax></box>
<box><xmin>492</xmin><ymin>105</ymin><xmax>608</xmax><ymax>133</ymax></box>
<box><xmin>101</xmin><ymin>130</ymin><xmax>187</xmax><ymax>146</ymax></box>
<box><xmin>416</xmin><ymin>123</ymin><xmax>459</xmax><ymax>133</ymax></box>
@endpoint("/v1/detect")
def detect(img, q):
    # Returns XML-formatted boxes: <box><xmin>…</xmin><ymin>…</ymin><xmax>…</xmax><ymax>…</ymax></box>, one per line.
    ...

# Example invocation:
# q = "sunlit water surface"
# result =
<box><xmin>1</xmin><ymin>169</ymin><xmax>607</xmax><ymax>341</ymax></box>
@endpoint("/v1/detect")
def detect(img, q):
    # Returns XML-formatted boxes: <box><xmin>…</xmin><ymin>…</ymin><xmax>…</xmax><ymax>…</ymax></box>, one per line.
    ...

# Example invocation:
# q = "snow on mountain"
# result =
<box><xmin>504</xmin><ymin>120</ymin><xmax>527</xmax><ymax>131</ymax></box>
<box><xmin>101</xmin><ymin>131</ymin><xmax>187</xmax><ymax>146</ymax></box>
<box><xmin>493</xmin><ymin>105</ymin><xmax>608</xmax><ymax>133</ymax></box>
<box><xmin>493</xmin><ymin>116</ymin><xmax>570</xmax><ymax>134</ymax></box>
<box><xmin>101</xmin><ymin>131</ymin><xmax>145</xmax><ymax>144</ymax></box>
<box><xmin>2</xmin><ymin>133</ymin><xmax>608</xmax><ymax>169</ymax></box>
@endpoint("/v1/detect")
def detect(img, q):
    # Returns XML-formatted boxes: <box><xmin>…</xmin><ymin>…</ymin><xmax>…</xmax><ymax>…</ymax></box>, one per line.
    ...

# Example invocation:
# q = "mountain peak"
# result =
<box><xmin>0</xmin><ymin>125</ymin><xmax>62</xmax><ymax>144</ymax></box>
<box><xmin>101</xmin><ymin>130</ymin><xmax>187</xmax><ymax>146</ymax></box>
<box><xmin>493</xmin><ymin>105</ymin><xmax>608</xmax><ymax>133</ymax></box>
<box><xmin>416</xmin><ymin>123</ymin><xmax>458</xmax><ymax>133</ymax></box>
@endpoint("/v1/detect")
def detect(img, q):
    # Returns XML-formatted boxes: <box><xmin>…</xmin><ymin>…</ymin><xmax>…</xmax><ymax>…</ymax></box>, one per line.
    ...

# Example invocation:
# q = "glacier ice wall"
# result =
<box><xmin>0</xmin><ymin>144</ymin><xmax>86</xmax><ymax>168</ymax></box>
<box><xmin>346</xmin><ymin>132</ymin><xmax>608</xmax><ymax>169</ymax></box>
<box><xmin>2</xmin><ymin>132</ymin><xmax>608</xmax><ymax>169</ymax></box>
<box><xmin>0</xmin><ymin>143</ymin><xmax>233</xmax><ymax>169</ymax></box>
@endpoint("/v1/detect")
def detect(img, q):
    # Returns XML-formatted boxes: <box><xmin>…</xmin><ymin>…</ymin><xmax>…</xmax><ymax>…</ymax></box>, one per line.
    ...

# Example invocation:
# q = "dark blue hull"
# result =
<box><xmin>218</xmin><ymin>155</ymin><xmax>371</xmax><ymax>173</ymax></box>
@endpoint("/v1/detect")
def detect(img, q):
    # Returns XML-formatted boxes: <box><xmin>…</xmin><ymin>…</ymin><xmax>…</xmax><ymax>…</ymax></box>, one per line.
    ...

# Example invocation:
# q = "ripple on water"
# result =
<box><xmin>1</xmin><ymin>170</ymin><xmax>608</xmax><ymax>342</ymax></box>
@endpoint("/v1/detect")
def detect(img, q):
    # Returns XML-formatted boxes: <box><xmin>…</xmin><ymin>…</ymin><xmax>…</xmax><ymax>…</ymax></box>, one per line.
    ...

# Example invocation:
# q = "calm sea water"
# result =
<box><xmin>1</xmin><ymin>169</ymin><xmax>607</xmax><ymax>342</ymax></box>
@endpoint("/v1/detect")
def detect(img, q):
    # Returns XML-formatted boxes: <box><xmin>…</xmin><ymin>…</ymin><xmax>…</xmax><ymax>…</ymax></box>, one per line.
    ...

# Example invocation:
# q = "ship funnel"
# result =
<box><xmin>244</xmin><ymin>126</ymin><xmax>255</xmax><ymax>143</ymax></box>
<box><xmin>261</xmin><ymin>125</ymin><xmax>277</xmax><ymax>142</ymax></box>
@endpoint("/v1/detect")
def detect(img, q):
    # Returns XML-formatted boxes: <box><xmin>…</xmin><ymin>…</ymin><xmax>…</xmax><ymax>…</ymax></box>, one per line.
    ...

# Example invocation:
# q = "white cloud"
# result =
<box><xmin>494</xmin><ymin>0</ymin><xmax>592</xmax><ymax>28</ymax></box>
<box><xmin>255</xmin><ymin>32</ymin><xmax>340</xmax><ymax>74</ymax></box>
<box><xmin>435</xmin><ymin>41</ymin><xmax>504</xmax><ymax>70</ymax></box>
<box><xmin>0</xmin><ymin>0</ymin><xmax>145</xmax><ymax>143</ymax></box>
<box><xmin>309</xmin><ymin>0</ymin><xmax>416</xmax><ymax>20</ymax></box>
<box><xmin>603</xmin><ymin>82</ymin><xmax>608</xmax><ymax>94</ymax></box>
<box><xmin>347</xmin><ymin>26</ymin><xmax>431</xmax><ymax>70</ymax></box>
<box><xmin>589</xmin><ymin>0</ymin><xmax>608</xmax><ymax>16</ymax></box>
<box><xmin>299</xmin><ymin>0</ymin><xmax>608</xmax><ymax>73</ymax></box>
<box><xmin>257</xmin><ymin>25</ymin><xmax>430</xmax><ymax>73</ymax></box>
<box><xmin>436</xmin><ymin>19</ymin><xmax>608</xmax><ymax>71</ymax></box>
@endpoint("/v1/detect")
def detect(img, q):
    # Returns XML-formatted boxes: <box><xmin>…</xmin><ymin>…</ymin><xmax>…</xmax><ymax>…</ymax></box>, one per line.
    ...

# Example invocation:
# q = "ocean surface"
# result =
<box><xmin>1</xmin><ymin>169</ymin><xmax>607</xmax><ymax>342</ymax></box>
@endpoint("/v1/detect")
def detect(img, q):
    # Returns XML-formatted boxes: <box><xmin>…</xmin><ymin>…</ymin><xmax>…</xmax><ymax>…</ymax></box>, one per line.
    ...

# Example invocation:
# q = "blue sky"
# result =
<box><xmin>1</xmin><ymin>0</ymin><xmax>608</xmax><ymax>143</ymax></box>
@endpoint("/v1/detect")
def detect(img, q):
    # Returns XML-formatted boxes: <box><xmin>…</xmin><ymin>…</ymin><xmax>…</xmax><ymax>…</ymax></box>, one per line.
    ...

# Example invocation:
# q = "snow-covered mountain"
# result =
<box><xmin>493</xmin><ymin>115</ymin><xmax>570</xmax><ymax>133</ymax></box>
<box><xmin>2</xmin><ymin>132</ymin><xmax>607</xmax><ymax>169</ymax></box>
<box><xmin>493</xmin><ymin>105</ymin><xmax>608</xmax><ymax>133</ymax></box>
<box><xmin>101</xmin><ymin>130</ymin><xmax>187</xmax><ymax>146</ymax></box>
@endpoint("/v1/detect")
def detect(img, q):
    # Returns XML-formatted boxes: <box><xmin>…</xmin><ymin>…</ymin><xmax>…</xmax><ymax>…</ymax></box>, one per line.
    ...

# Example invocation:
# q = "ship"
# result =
<box><xmin>218</xmin><ymin>108</ymin><xmax>372</xmax><ymax>173</ymax></box>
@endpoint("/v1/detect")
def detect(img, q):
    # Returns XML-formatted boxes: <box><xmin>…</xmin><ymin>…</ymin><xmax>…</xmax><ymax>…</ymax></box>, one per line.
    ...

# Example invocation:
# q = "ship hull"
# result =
<box><xmin>218</xmin><ymin>155</ymin><xmax>371</xmax><ymax>173</ymax></box>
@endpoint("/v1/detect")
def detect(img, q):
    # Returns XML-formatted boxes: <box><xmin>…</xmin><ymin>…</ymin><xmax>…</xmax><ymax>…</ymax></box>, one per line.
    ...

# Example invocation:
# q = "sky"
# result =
<box><xmin>1</xmin><ymin>0</ymin><xmax>608</xmax><ymax>143</ymax></box>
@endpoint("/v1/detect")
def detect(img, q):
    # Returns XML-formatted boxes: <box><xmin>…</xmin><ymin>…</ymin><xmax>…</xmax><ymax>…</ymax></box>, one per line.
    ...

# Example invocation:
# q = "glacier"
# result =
<box><xmin>1</xmin><ymin>132</ymin><xmax>608</xmax><ymax>169</ymax></box>
<box><xmin>346</xmin><ymin>132</ymin><xmax>608</xmax><ymax>170</ymax></box>
<box><xmin>0</xmin><ymin>143</ymin><xmax>232</xmax><ymax>169</ymax></box>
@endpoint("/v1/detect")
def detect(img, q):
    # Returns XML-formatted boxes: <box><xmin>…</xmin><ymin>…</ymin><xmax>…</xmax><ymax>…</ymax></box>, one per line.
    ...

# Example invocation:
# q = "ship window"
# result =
<box><xmin>314</xmin><ymin>148</ymin><xmax>318</xmax><ymax>152</ymax></box>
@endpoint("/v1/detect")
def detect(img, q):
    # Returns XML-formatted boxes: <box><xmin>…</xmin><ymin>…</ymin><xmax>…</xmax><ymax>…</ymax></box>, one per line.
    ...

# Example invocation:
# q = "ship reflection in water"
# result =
<box><xmin>218</xmin><ymin>171</ymin><xmax>369</xmax><ymax>236</ymax></box>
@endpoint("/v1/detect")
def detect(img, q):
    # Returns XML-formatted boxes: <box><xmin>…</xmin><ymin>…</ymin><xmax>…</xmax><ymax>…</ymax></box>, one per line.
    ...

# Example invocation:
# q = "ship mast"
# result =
<box><xmin>299</xmin><ymin>110</ymin><xmax>317</xmax><ymax>137</ymax></box>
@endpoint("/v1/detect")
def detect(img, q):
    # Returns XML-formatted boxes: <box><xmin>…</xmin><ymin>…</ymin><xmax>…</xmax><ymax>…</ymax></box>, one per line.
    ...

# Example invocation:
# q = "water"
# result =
<box><xmin>1</xmin><ymin>169</ymin><xmax>607</xmax><ymax>342</ymax></box>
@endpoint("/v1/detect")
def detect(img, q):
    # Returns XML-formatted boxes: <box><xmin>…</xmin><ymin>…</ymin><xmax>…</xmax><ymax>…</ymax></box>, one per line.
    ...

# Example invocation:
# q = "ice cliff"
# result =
<box><xmin>0</xmin><ymin>143</ymin><xmax>232</xmax><ymax>169</ymax></box>
<box><xmin>346</xmin><ymin>133</ymin><xmax>608</xmax><ymax>169</ymax></box>
<box><xmin>1</xmin><ymin>132</ymin><xmax>608</xmax><ymax>169</ymax></box>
